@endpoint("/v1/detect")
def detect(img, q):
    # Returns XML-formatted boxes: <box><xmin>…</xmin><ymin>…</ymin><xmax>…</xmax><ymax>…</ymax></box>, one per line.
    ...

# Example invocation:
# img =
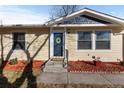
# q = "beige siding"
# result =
<box><xmin>0</xmin><ymin>28</ymin><xmax>49</xmax><ymax>61</ymax></box>
<box><xmin>0</xmin><ymin>27</ymin><xmax>123</xmax><ymax>62</ymax></box>
<box><xmin>66</xmin><ymin>27</ymin><xmax>123</xmax><ymax>62</ymax></box>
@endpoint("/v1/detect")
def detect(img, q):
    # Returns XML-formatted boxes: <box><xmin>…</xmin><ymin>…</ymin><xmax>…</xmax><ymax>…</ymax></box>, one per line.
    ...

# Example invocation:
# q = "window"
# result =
<box><xmin>12</xmin><ymin>32</ymin><xmax>25</xmax><ymax>50</ymax></box>
<box><xmin>78</xmin><ymin>31</ymin><xmax>92</xmax><ymax>49</ymax></box>
<box><xmin>95</xmin><ymin>31</ymin><xmax>110</xmax><ymax>49</ymax></box>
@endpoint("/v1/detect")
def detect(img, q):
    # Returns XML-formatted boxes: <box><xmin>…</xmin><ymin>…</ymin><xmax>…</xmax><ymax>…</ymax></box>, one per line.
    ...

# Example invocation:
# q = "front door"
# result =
<box><xmin>54</xmin><ymin>32</ymin><xmax>64</xmax><ymax>56</ymax></box>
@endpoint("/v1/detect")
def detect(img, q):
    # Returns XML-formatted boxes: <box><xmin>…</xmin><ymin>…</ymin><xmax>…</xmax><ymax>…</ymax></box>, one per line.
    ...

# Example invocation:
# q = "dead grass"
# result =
<box><xmin>0</xmin><ymin>70</ymin><xmax>42</xmax><ymax>88</ymax></box>
<box><xmin>0</xmin><ymin>60</ymin><xmax>45</xmax><ymax>88</ymax></box>
<box><xmin>37</xmin><ymin>83</ymin><xmax>124</xmax><ymax>88</ymax></box>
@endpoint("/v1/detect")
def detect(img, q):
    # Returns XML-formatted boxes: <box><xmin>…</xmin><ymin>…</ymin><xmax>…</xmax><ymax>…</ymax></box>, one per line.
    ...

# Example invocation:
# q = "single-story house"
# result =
<box><xmin>1</xmin><ymin>8</ymin><xmax>124</xmax><ymax>63</ymax></box>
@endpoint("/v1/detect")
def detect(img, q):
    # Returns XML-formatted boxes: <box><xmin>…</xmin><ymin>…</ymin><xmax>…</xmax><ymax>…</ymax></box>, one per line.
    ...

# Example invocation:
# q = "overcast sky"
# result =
<box><xmin>0</xmin><ymin>5</ymin><xmax>124</xmax><ymax>25</ymax></box>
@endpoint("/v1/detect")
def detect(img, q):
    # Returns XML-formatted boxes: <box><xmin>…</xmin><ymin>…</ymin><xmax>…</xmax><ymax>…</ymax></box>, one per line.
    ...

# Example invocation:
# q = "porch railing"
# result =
<box><xmin>63</xmin><ymin>49</ymin><xmax>68</xmax><ymax>68</ymax></box>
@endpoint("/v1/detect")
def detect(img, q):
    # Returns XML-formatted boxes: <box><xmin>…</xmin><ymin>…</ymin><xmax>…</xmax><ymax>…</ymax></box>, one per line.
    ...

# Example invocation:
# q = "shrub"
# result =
<box><xmin>9</xmin><ymin>58</ymin><xmax>18</xmax><ymax>65</ymax></box>
<box><xmin>120</xmin><ymin>61</ymin><xmax>124</xmax><ymax>66</ymax></box>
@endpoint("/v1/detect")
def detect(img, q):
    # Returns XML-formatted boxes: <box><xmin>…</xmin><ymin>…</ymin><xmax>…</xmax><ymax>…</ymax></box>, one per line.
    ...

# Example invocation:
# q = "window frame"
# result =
<box><xmin>95</xmin><ymin>31</ymin><xmax>111</xmax><ymax>50</ymax></box>
<box><xmin>77</xmin><ymin>31</ymin><xmax>93</xmax><ymax>50</ymax></box>
<box><xmin>12</xmin><ymin>32</ymin><xmax>26</xmax><ymax>50</ymax></box>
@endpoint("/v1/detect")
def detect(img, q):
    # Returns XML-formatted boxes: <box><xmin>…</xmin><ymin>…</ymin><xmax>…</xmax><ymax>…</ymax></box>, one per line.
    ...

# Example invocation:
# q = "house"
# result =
<box><xmin>1</xmin><ymin>8</ymin><xmax>124</xmax><ymax>66</ymax></box>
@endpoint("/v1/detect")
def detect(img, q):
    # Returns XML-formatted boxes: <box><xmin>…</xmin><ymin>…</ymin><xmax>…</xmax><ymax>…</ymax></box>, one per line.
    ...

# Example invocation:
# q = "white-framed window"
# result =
<box><xmin>12</xmin><ymin>32</ymin><xmax>25</xmax><ymax>50</ymax></box>
<box><xmin>95</xmin><ymin>31</ymin><xmax>111</xmax><ymax>49</ymax></box>
<box><xmin>77</xmin><ymin>31</ymin><xmax>92</xmax><ymax>49</ymax></box>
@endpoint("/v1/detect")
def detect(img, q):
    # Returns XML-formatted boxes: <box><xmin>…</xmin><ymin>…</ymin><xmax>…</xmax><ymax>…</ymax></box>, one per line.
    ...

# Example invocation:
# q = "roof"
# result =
<box><xmin>1</xmin><ymin>8</ymin><xmax>124</xmax><ymax>28</ymax></box>
<box><xmin>83</xmin><ymin>8</ymin><xmax>124</xmax><ymax>21</ymax></box>
<box><xmin>0</xmin><ymin>24</ymin><xmax>48</xmax><ymax>28</ymax></box>
<box><xmin>46</xmin><ymin>8</ymin><xmax>124</xmax><ymax>26</ymax></box>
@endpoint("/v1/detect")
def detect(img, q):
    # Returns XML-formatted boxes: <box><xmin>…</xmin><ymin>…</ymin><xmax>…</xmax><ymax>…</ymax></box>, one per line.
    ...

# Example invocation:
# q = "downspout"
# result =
<box><xmin>114</xmin><ymin>27</ymin><xmax>124</xmax><ymax>62</ymax></box>
<box><xmin>121</xmin><ymin>28</ymin><xmax>124</xmax><ymax>62</ymax></box>
<box><xmin>122</xmin><ymin>34</ymin><xmax>124</xmax><ymax>62</ymax></box>
<box><xmin>63</xmin><ymin>27</ymin><xmax>68</xmax><ymax>68</ymax></box>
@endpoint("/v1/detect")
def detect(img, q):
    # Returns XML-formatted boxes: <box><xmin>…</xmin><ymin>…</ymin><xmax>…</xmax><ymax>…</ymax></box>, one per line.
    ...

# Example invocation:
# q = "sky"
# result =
<box><xmin>0</xmin><ymin>5</ymin><xmax>124</xmax><ymax>25</ymax></box>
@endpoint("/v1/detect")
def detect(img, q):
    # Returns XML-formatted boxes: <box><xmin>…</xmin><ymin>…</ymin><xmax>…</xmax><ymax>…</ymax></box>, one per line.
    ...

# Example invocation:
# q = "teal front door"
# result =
<box><xmin>54</xmin><ymin>32</ymin><xmax>64</xmax><ymax>56</ymax></box>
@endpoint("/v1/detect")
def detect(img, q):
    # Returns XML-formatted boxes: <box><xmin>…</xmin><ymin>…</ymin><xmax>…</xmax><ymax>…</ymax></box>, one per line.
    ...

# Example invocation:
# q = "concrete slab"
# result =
<box><xmin>101</xmin><ymin>74</ymin><xmax>124</xmax><ymax>85</ymax></box>
<box><xmin>37</xmin><ymin>72</ymin><xmax>67</xmax><ymax>84</ymax></box>
<box><xmin>68</xmin><ymin>72</ymin><xmax>111</xmax><ymax>85</ymax></box>
<box><xmin>37</xmin><ymin>72</ymin><xmax>124</xmax><ymax>86</ymax></box>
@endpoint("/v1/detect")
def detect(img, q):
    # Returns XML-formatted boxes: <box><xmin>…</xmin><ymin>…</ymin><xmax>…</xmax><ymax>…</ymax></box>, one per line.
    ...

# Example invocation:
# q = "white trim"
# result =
<box><xmin>64</xmin><ymin>27</ymin><xmax>67</xmax><ymax>50</ymax></box>
<box><xmin>50</xmin><ymin>30</ymin><xmax>65</xmax><ymax>57</ymax></box>
<box><xmin>85</xmin><ymin>9</ymin><xmax>124</xmax><ymax>24</ymax></box>
<box><xmin>76</xmin><ymin>31</ymin><xmax>93</xmax><ymax>50</ymax></box>
<box><xmin>92</xmin><ymin>30</ymin><xmax>95</xmax><ymax>50</ymax></box>
<box><xmin>50</xmin><ymin>27</ymin><xmax>53</xmax><ymax>58</ymax></box>
<box><xmin>51</xmin><ymin>24</ymin><xmax>120</xmax><ymax>27</ymax></box>
<box><xmin>76</xmin><ymin>29</ymin><xmax>112</xmax><ymax>52</ymax></box>
<box><xmin>49</xmin><ymin>8</ymin><xmax>124</xmax><ymax>26</ymax></box>
<box><xmin>11</xmin><ymin>31</ymin><xmax>26</xmax><ymax>50</ymax></box>
<box><xmin>94</xmin><ymin>30</ymin><xmax>112</xmax><ymax>51</ymax></box>
<box><xmin>64</xmin><ymin>27</ymin><xmax>67</xmax><ymax>60</ymax></box>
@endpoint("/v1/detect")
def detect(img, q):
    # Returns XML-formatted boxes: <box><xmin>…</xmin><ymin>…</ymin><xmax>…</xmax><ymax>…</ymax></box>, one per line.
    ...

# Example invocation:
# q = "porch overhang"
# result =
<box><xmin>50</xmin><ymin>24</ymin><xmax>123</xmax><ymax>28</ymax></box>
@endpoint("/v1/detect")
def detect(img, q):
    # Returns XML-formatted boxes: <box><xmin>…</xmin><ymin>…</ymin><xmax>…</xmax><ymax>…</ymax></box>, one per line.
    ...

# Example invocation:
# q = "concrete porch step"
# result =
<box><xmin>43</xmin><ymin>67</ymin><xmax>67</xmax><ymax>72</ymax></box>
<box><xmin>43</xmin><ymin>63</ymin><xmax>67</xmax><ymax>72</ymax></box>
<box><xmin>45</xmin><ymin>60</ymin><xmax>63</xmax><ymax>66</ymax></box>
<box><xmin>45</xmin><ymin>63</ymin><xmax>63</xmax><ymax>68</ymax></box>
<box><xmin>51</xmin><ymin>57</ymin><xmax>64</xmax><ymax>61</ymax></box>
<box><xmin>43</xmin><ymin>58</ymin><xmax>67</xmax><ymax>72</ymax></box>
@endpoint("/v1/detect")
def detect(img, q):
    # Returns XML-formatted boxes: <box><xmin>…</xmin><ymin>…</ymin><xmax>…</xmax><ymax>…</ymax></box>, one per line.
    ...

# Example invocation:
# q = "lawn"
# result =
<box><xmin>0</xmin><ymin>60</ymin><xmax>45</xmax><ymax>88</ymax></box>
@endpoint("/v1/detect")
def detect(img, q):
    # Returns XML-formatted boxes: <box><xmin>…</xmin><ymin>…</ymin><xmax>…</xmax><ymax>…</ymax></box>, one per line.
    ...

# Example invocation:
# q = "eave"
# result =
<box><xmin>0</xmin><ymin>24</ymin><xmax>48</xmax><ymax>29</ymax></box>
<box><xmin>50</xmin><ymin>24</ymin><xmax>123</xmax><ymax>28</ymax></box>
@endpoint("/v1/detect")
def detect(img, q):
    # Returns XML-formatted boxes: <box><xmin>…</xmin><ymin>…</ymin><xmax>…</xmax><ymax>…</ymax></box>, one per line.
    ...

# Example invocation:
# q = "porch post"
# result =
<box><xmin>50</xmin><ymin>27</ymin><xmax>53</xmax><ymax>58</ymax></box>
<box><xmin>64</xmin><ymin>27</ymin><xmax>66</xmax><ymax>59</ymax></box>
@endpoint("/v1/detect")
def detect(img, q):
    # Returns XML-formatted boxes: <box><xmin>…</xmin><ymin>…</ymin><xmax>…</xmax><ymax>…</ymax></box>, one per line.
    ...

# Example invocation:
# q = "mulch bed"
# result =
<box><xmin>1</xmin><ymin>60</ymin><xmax>45</xmax><ymax>72</ymax></box>
<box><xmin>68</xmin><ymin>61</ymin><xmax>124</xmax><ymax>73</ymax></box>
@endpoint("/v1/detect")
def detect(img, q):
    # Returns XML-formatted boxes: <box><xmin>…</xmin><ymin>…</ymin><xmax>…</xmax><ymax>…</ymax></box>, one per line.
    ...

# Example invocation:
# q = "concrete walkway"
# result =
<box><xmin>37</xmin><ymin>72</ymin><xmax>124</xmax><ymax>87</ymax></box>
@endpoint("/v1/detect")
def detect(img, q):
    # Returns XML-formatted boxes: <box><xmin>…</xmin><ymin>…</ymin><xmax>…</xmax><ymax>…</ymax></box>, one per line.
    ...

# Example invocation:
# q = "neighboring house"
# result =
<box><xmin>1</xmin><ymin>8</ymin><xmax>124</xmax><ymax>63</ymax></box>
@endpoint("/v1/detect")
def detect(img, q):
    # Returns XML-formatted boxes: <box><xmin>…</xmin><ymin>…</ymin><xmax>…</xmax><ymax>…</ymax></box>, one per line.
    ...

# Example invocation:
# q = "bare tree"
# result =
<box><xmin>25</xmin><ymin>34</ymin><xmax>49</xmax><ymax>63</ymax></box>
<box><xmin>0</xmin><ymin>34</ymin><xmax>4</xmax><ymax>66</ymax></box>
<box><xmin>0</xmin><ymin>32</ymin><xmax>49</xmax><ymax>87</ymax></box>
<box><xmin>0</xmin><ymin>21</ymin><xmax>4</xmax><ymax>67</ymax></box>
<box><xmin>0</xmin><ymin>31</ymin><xmax>14</xmax><ymax>74</ymax></box>
<box><xmin>50</xmin><ymin>5</ymin><xmax>82</xmax><ymax>20</ymax></box>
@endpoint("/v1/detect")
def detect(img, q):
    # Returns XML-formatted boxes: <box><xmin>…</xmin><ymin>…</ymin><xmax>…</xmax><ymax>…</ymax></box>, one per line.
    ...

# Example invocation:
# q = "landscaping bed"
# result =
<box><xmin>68</xmin><ymin>61</ymin><xmax>124</xmax><ymax>73</ymax></box>
<box><xmin>2</xmin><ymin>60</ymin><xmax>45</xmax><ymax>72</ymax></box>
